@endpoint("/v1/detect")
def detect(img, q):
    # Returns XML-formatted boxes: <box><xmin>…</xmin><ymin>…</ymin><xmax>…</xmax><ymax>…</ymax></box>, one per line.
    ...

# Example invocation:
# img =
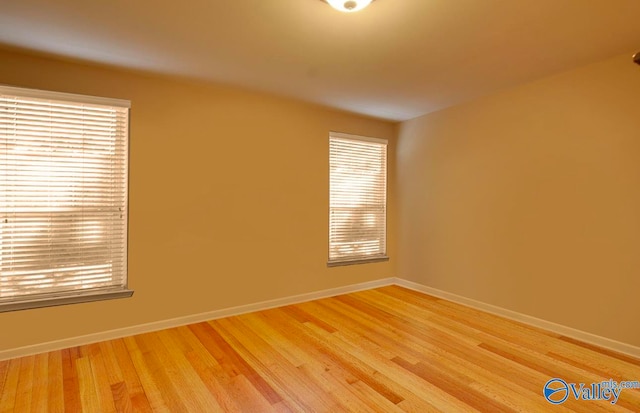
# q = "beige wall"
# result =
<box><xmin>0</xmin><ymin>48</ymin><xmax>397</xmax><ymax>352</ymax></box>
<box><xmin>398</xmin><ymin>53</ymin><xmax>640</xmax><ymax>347</ymax></box>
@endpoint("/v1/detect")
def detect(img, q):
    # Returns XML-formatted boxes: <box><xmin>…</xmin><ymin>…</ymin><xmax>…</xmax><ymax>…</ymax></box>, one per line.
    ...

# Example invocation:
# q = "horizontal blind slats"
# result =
<box><xmin>0</xmin><ymin>88</ymin><xmax>129</xmax><ymax>303</ymax></box>
<box><xmin>329</xmin><ymin>133</ymin><xmax>387</xmax><ymax>262</ymax></box>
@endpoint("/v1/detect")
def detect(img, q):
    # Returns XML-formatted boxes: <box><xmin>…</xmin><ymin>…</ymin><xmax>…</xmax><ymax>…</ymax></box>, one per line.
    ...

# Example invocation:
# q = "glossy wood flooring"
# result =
<box><xmin>1</xmin><ymin>286</ymin><xmax>639</xmax><ymax>412</ymax></box>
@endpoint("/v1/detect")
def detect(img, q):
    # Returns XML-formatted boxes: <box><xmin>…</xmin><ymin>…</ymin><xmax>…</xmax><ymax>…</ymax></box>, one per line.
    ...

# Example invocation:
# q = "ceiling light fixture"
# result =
<box><xmin>325</xmin><ymin>0</ymin><xmax>374</xmax><ymax>13</ymax></box>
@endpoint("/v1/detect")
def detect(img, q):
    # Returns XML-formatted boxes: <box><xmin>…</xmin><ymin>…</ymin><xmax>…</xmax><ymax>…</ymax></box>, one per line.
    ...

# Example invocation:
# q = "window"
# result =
<box><xmin>0</xmin><ymin>85</ymin><xmax>132</xmax><ymax>312</ymax></box>
<box><xmin>329</xmin><ymin>132</ymin><xmax>388</xmax><ymax>265</ymax></box>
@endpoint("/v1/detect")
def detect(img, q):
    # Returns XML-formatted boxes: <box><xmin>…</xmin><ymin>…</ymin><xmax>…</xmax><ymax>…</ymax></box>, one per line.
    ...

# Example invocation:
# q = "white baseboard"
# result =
<box><xmin>0</xmin><ymin>278</ymin><xmax>395</xmax><ymax>361</ymax></box>
<box><xmin>2</xmin><ymin>277</ymin><xmax>639</xmax><ymax>361</ymax></box>
<box><xmin>394</xmin><ymin>278</ymin><xmax>640</xmax><ymax>359</ymax></box>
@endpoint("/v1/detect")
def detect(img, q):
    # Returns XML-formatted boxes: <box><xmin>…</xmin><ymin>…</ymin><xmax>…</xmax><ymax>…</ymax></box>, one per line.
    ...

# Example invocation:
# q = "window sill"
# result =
<box><xmin>0</xmin><ymin>288</ymin><xmax>134</xmax><ymax>313</ymax></box>
<box><xmin>327</xmin><ymin>256</ymin><xmax>389</xmax><ymax>267</ymax></box>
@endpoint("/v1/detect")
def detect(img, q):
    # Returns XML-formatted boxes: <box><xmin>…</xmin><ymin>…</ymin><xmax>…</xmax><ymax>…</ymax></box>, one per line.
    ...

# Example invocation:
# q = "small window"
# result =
<box><xmin>0</xmin><ymin>85</ymin><xmax>133</xmax><ymax>312</ymax></box>
<box><xmin>329</xmin><ymin>132</ymin><xmax>388</xmax><ymax>266</ymax></box>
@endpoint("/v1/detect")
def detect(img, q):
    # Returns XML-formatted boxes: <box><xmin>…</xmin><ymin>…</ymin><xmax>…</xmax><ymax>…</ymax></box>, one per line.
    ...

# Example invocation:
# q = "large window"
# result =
<box><xmin>0</xmin><ymin>85</ymin><xmax>132</xmax><ymax>312</ymax></box>
<box><xmin>329</xmin><ymin>132</ymin><xmax>388</xmax><ymax>265</ymax></box>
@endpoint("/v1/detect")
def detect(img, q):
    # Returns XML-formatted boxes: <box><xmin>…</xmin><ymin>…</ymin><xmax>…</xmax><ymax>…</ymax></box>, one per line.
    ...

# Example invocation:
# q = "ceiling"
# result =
<box><xmin>1</xmin><ymin>0</ymin><xmax>639</xmax><ymax>121</ymax></box>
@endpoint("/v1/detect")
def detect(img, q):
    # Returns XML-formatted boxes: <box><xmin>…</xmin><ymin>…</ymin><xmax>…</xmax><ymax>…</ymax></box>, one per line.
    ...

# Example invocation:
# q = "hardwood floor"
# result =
<box><xmin>1</xmin><ymin>285</ymin><xmax>639</xmax><ymax>412</ymax></box>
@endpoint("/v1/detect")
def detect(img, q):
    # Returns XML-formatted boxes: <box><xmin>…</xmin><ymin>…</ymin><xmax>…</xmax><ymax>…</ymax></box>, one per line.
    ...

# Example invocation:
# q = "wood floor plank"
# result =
<box><xmin>46</xmin><ymin>351</ymin><xmax>64</xmax><ymax>413</ymax></box>
<box><xmin>557</xmin><ymin>336</ymin><xmax>640</xmax><ymax>367</ymax></box>
<box><xmin>310</xmin><ymin>300</ymin><xmax>426</xmax><ymax>365</ymax></box>
<box><xmin>347</xmin><ymin>379</ymin><xmax>406</xmax><ymax>413</ymax></box>
<box><xmin>110</xmin><ymin>381</ymin><xmax>133</xmax><ymax>413</ymax></box>
<box><xmin>98</xmin><ymin>341</ymin><xmax>125</xmax><ymax>386</ymax></box>
<box><xmin>30</xmin><ymin>353</ymin><xmax>49</xmax><ymax>413</ymax></box>
<box><xmin>545</xmin><ymin>352</ymin><xmax>640</xmax><ymax>411</ymax></box>
<box><xmin>201</xmin><ymin>320</ymin><xmax>283</xmax><ymax>405</ymax></box>
<box><xmin>360</xmin><ymin>286</ymin><xmax>637</xmax><ymax>410</ymax></box>
<box><xmin>280</xmin><ymin>305</ymin><xmax>338</xmax><ymax>334</ymax></box>
<box><xmin>294</xmin><ymin>300</ymin><xmax>405</xmax><ymax>363</ymax></box>
<box><xmin>238</xmin><ymin>313</ymin><xmax>308</xmax><ymax>368</ymax></box>
<box><xmin>122</xmin><ymin>336</ymin><xmax>170</xmax><ymax>412</ymax></box>
<box><xmin>0</xmin><ymin>359</ymin><xmax>20</xmax><ymax>413</ymax></box>
<box><xmin>278</xmin><ymin>308</ymin><xmax>404</xmax><ymax>406</ymax></box>
<box><xmin>326</xmin><ymin>291</ymin><xmax>617</xmax><ymax>413</ymax></box>
<box><xmin>294</xmin><ymin>310</ymin><xmax>482</xmax><ymax>413</ymax></box>
<box><xmin>227</xmin><ymin>374</ymin><xmax>276</xmax><ymax>413</ymax></box>
<box><xmin>13</xmin><ymin>356</ymin><xmax>34</xmax><ymax>412</ymax></box>
<box><xmin>76</xmin><ymin>356</ymin><xmax>101</xmax><ymax>412</ymax></box>
<box><xmin>1</xmin><ymin>286</ymin><xmax>639</xmax><ymax>412</ymax></box>
<box><xmin>61</xmin><ymin>347</ymin><xmax>82</xmax><ymax>412</ymax></box>
<box><xmin>181</xmin><ymin>324</ymin><xmax>260</xmax><ymax>412</ymax></box>
<box><xmin>373</xmin><ymin>286</ymin><xmax>559</xmax><ymax>349</ymax></box>
<box><xmin>109</xmin><ymin>338</ymin><xmax>153</xmax><ymax>412</ymax></box>
<box><xmin>392</xmin><ymin>355</ymin><xmax>515</xmax><ymax>413</ymax></box>
<box><xmin>154</xmin><ymin>329</ymin><xmax>226</xmax><ymax>412</ymax></box>
<box><xmin>88</xmin><ymin>347</ymin><xmax>118</xmax><ymax>413</ymax></box>
<box><xmin>132</xmin><ymin>333</ymin><xmax>190</xmax><ymax>412</ymax></box>
<box><xmin>244</xmin><ymin>310</ymin><xmax>374</xmax><ymax>412</ymax></box>
<box><xmin>245</xmin><ymin>307</ymin><xmax>402</xmax><ymax>412</ymax></box>
<box><xmin>0</xmin><ymin>361</ymin><xmax>8</xmax><ymax>399</ymax></box>
<box><xmin>476</xmin><ymin>343</ymin><xmax>634</xmax><ymax>413</ymax></box>
<box><xmin>184</xmin><ymin>348</ymin><xmax>244</xmax><ymax>413</ymax></box>
<box><xmin>211</xmin><ymin>315</ymin><xmax>344</xmax><ymax>412</ymax></box>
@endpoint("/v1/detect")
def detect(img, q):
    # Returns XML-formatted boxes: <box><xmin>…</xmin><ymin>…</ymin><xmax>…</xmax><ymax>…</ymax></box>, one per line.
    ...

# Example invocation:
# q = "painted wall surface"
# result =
<box><xmin>398</xmin><ymin>53</ymin><xmax>640</xmax><ymax>347</ymax></box>
<box><xmin>0</xmin><ymin>48</ymin><xmax>397</xmax><ymax>351</ymax></box>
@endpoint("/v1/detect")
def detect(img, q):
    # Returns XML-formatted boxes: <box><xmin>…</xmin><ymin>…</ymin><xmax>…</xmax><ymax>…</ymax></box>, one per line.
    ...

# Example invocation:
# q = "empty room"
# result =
<box><xmin>1</xmin><ymin>0</ymin><xmax>639</xmax><ymax>411</ymax></box>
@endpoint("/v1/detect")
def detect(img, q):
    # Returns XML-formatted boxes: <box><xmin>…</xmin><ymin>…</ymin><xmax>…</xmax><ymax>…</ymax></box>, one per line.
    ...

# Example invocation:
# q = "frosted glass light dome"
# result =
<box><xmin>326</xmin><ymin>0</ymin><xmax>373</xmax><ymax>13</ymax></box>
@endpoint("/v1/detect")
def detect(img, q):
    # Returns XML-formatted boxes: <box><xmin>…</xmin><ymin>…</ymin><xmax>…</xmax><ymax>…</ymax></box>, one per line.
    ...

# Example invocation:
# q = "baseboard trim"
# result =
<box><xmin>0</xmin><ymin>278</ymin><xmax>395</xmax><ymax>361</ymax></box>
<box><xmin>394</xmin><ymin>278</ymin><xmax>640</xmax><ymax>359</ymax></box>
<box><xmin>3</xmin><ymin>277</ymin><xmax>639</xmax><ymax>361</ymax></box>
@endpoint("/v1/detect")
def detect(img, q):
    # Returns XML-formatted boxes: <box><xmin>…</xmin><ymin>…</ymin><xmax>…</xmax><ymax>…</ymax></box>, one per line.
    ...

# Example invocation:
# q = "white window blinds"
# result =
<box><xmin>0</xmin><ymin>85</ymin><xmax>132</xmax><ymax>311</ymax></box>
<box><xmin>329</xmin><ymin>132</ymin><xmax>387</xmax><ymax>264</ymax></box>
